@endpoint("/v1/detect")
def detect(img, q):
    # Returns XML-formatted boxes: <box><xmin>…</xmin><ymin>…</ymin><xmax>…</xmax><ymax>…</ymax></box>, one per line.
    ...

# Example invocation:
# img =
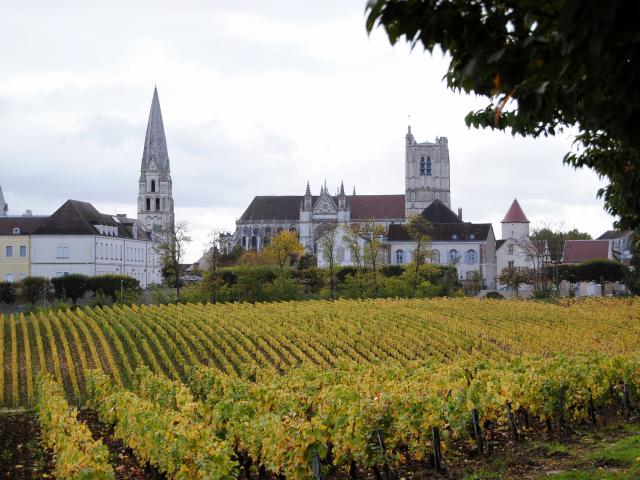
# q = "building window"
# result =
<box><xmin>57</xmin><ymin>246</ymin><xmax>69</xmax><ymax>259</ymax></box>
<box><xmin>151</xmin><ymin>180</ymin><xmax>156</xmax><ymax>192</ymax></box>
<box><xmin>465</xmin><ymin>249</ymin><xmax>477</xmax><ymax>264</ymax></box>
<box><xmin>448</xmin><ymin>249</ymin><xmax>458</xmax><ymax>263</ymax></box>
<box><xmin>155</xmin><ymin>198</ymin><xmax>160</xmax><ymax>211</ymax></box>
<box><xmin>12</xmin><ymin>227</ymin><xmax>20</xmax><ymax>235</ymax></box>
<box><xmin>19</xmin><ymin>245</ymin><xmax>26</xmax><ymax>257</ymax></box>
<box><xmin>251</xmin><ymin>236</ymin><xmax>257</xmax><ymax>249</ymax></box>
<box><xmin>395</xmin><ymin>249</ymin><xmax>405</xmax><ymax>264</ymax></box>
<box><xmin>5</xmin><ymin>245</ymin><xmax>13</xmax><ymax>257</ymax></box>
<box><xmin>241</xmin><ymin>236</ymin><xmax>246</xmax><ymax>247</ymax></box>
<box><xmin>19</xmin><ymin>273</ymin><xmax>26</xmax><ymax>280</ymax></box>
<box><xmin>420</xmin><ymin>156</ymin><xmax>432</xmax><ymax>176</ymax></box>
<box><xmin>5</xmin><ymin>273</ymin><xmax>13</xmax><ymax>282</ymax></box>
<box><xmin>508</xmin><ymin>260</ymin><xmax>514</xmax><ymax>268</ymax></box>
<box><xmin>146</xmin><ymin>198</ymin><xmax>151</xmax><ymax>211</ymax></box>
<box><xmin>508</xmin><ymin>244</ymin><xmax>514</xmax><ymax>255</ymax></box>
<box><xmin>431</xmin><ymin>249</ymin><xmax>441</xmax><ymax>264</ymax></box>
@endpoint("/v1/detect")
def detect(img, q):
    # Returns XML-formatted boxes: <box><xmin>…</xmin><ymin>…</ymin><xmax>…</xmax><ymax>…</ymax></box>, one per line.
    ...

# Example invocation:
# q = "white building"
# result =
<box><xmin>386</xmin><ymin>201</ymin><xmax>497</xmax><ymax>289</ymax></box>
<box><xmin>31</xmin><ymin>200</ymin><xmax>162</xmax><ymax>288</ymax></box>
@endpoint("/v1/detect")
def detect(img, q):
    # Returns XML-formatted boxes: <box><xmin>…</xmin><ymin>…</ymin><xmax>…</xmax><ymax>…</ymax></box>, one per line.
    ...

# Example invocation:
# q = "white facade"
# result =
<box><xmin>316</xmin><ymin>224</ymin><xmax>366</xmax><ymax>268</ymax></box>
<box><xmin>387</xmin><ymin>233</ymin><xmax>497</xmax><ymax>289</ymax></box>
<box><xmin>31</xmin><ymin>235</ymin><xmax>161</xmax><ymax>288</ymax></box>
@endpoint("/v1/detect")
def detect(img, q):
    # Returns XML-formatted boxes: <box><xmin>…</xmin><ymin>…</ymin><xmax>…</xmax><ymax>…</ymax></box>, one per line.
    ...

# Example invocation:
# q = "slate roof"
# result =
<box><xmin>388</xmin><ymin>222</ymin><xmax>492</xmax><ymax>242</ymax></box>
<box><xmin>34</xmin><ymin>200</ymin><xmax>151</xmax><ymax>240</ymax></box>
<box><xmin>561</xmin><ymin>240</ymin><xmax>610</xmax><ymax>264</ymax></box>
<box><xmin>597</xmin><ymin>230</ymin><xmax>633</xmax><ymax>240</ymax></box>
<box><xmin>0</xmin><ymin>216</ymin><xmax>48</xmax><ymax>235</ymax></box>
<box><xmin>420</xmin><ymin>199</ymin><xmax>462</xmax><ymax>223</ymax></box>
<box><xmin>496</xmin><ymin>239</ymin><xmax>507</xmax><ymax>250</ymax></box>
<box><xmin>238</xmin><ymin>194</ymin><xmax>406</xmax><ymax>222</ymax></box>
<box><xmin>141</xmin><ymin>87</ymin><xmax>170</xmax><ymax>180</ymax></box>
<box><xmin>502</xmin><ymin>199</ymin><xmax>529</xmax><ymax>223</ymax></box>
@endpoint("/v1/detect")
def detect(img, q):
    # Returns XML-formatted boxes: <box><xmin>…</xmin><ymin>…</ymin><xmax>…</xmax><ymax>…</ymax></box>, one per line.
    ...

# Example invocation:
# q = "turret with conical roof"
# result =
<box><xmin>501</xmin><ymin>198</ymin><xmax>529</xmax><ymax>240</ymax></box>
<box><xmin>137</xmin><ymin>87</ymin><xmax>175</xmax><ymax>234</ymax></box>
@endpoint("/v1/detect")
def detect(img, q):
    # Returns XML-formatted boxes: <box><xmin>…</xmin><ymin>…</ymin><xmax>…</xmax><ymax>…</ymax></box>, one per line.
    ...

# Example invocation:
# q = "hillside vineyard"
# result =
<box><xmin>1</xmin><ymin>298</ymin><xmax>638</xmax><ymax>406</ymax></box>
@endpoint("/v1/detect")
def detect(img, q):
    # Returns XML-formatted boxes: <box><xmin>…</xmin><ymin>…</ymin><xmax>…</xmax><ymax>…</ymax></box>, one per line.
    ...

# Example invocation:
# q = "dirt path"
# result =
<box><xmin>77</xmin><ymin>407</ymin><xmax>154</xmax><ymax>480</ymax></box>
<box><xmin>0</xmin><ymin>409</ymin><xmax>52</xmax><ymax>480</ymax></box>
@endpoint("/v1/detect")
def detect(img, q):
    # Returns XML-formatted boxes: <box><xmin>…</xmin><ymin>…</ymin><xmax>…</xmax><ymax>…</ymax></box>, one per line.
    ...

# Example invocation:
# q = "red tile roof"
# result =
<box><xmin>562</xmin><ymin>240</ymin><xmax>611</xmax><ymax>264</ymax></box>
<box><xmin>501</xmin><ymin>199</ymin><xmax>529</xmax><ymax>223</ymax></box>
<box><xmin>349</xmin><ymin>194</ymin><xmax>405</xmax><ymax>220</ymax></box>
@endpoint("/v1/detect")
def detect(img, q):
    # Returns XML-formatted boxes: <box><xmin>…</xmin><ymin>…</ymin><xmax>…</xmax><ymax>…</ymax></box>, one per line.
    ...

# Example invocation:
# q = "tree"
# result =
<box><xmin>317</xmin><ymin>222</ymin><xmax>339</xmax><ymax>299</ymax></box>
<box><xmin>361</xmin><ymin>219</ymin><xmax>386</xmax><ymax>296</ymax></box>
<box><xmin>498</xmin><ymin>266</ymin><xmax>533</xmax><ymax>297</ymax></box>
<box><xmin>18</xmin><ymin>276</ymin><xmax>52</xmax><ymax>305</ymax></box>
<box><xmin>51</xmin><ymin>273</ymin><xmax>90</xmax><ymax>306</ymax></box>
<box><xmin>629</xmin><ymin>234</ymin><xmax>640</xmax><ymax>295</ymax></box>
<box><xmin>406</xmin><ymin>214</ymin><xmax>433</xmax><ymax>297</ymax></box>
<box><xmin>263</xmin><ymin>231</ymin><xmax>304</xmax><ymax>276</ymax></box>
<box><xmin>204</xmin><ymin>229</ymin><xmax>224</xmax><ymax>304</ymax></box>
<box><xmin>530</xmin><ymin>225</ymin><xmax>592</xmax><ymax>263</ymax></box>
<box><xmin>342</xmin><ymin>223</ymin><xmax>363</xmax><ymax>268</ymax></box>
<box><xmin>155</xmin><ymin>221</ymin><xmax>192</xmax><ymax>302</ymax></box>
<box><xmin>366</xmin><ymin>1</ymin><xmax>640</xmax><ymax>230</ymax></box>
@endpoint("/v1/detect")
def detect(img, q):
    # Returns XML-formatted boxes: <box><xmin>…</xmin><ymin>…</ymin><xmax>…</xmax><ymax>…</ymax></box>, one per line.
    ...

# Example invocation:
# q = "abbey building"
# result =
<box><xmin>225</xmin><ymin>127</ymin><xmax>453</xmax><ymax>254</ymax></box>
<box><xmin>137</xmin><ymin>87</ymin><xmax>175</xmax><ymax>234</ymax></box>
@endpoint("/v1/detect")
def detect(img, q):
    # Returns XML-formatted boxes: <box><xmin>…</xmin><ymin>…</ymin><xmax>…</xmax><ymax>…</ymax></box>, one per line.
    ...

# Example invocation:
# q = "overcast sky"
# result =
<box><xmin>0</xmin><ymin>1</ymin><xmax>614</xmax><ymax>262</ymax></box>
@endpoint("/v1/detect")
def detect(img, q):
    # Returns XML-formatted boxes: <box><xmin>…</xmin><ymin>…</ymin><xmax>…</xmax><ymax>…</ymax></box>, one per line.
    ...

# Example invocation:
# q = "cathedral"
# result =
<box><xmin>224</xmin><ymin>127</ymin><xmax>452</xmax><ymax>254</ymax></box>
<box><xmin>137</xmin><ymin>87</ymin><xmax>175</xmax><ymax>235</ymax></box>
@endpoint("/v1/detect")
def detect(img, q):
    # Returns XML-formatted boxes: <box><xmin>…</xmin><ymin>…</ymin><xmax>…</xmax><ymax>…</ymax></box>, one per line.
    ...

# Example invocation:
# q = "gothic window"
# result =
<box><xmin>155</xmin><ymin>198</ymin><xmax>160</xmax><ymax>211</ymax></box>
<box><xmin>253</xmin><ymin>227</ymin><xmax>259</xmax><ymax>236</ymax></box>
<box><xmin>251</xmin><ymin>236</ymin><xmax>257</xmax><ymax>249</ymax></box>
<box><xmin>419</xmin><ymin>156</ymin><xmax>432</xmax><ymax>176</ymax></box>
<box><xmin>465</xmin><ymin>249</ymin><xmax>477</xmax><ymax>264</ymax></box>
<box><xmin>277</xmin><ymin>227</ymin><xmax>283</xmax><ymax>234</ymax></box>
<box><xmin>289</xmin><ymin>227</ymin><xmax>297</xmax><ymax>234</ymax></box>
<box><xmin>508</xmin><ymin>260</ymin><xmax>515</xmax><ymax>268</ymax></box>
<box><xmin>151</xmin><ymin>180</ymin><xmax>156</xmax><ymax>192</ymax></box>
<box><xmin>508</xmin><ymin>244</ymin><xmax>514</xmax><ymax>255</ymax></box>
<box><xmin>448</xmin><ymin>249</ymin><xmax>458</xmax><ymax>263</ymax></box>
<box><xmin>431</xmin><ymin>249</ymin><xmax>441</xmax><ymax>264</ymax></box>
<box><xmin>395</xmin><ymin>249</ymin><xmax>405</xmax><ymax>264</ymax></box>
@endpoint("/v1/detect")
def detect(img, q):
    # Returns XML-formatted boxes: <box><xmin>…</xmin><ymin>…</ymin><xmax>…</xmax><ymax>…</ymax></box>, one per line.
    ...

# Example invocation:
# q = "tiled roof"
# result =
<box><xmin>420</xmin><ymin>199</ymin><xmax>462</xmax><ymax>223</ymax></box>
<box><xmin>34</xmin><ymin>200</ymin><xmax>151</xmax><ymax>240</ymax></box>
<box><xmin>239</xmin><ymin>194</ymin><xmax>406</xmax><ymax>222</ymax></box>
<box><xmin>0</xmin><ymin>216</ymin><xmax>48</xmax><ymax>235</ymax></box>
<box><xmin>350</xmin><ymin>195</ymin><xmax>405</xmax><ymax>220</ymax></box>
<box><xmin>561</xmin><ymin>240</ymin><xmax>610</xmax><ymax>264</ymax></box>
<box><xmin>388</xmin><ymin>222</ymin><xmax>492</xmax><ymax>242</ymax></box>
<box><xmin>596</xmin><ymin>230</ymin><xmax>633</xmax><ymax>240</ymax></box>
<box><xmin>502</xmin><ymin>199</ymin><xmax>529</xmax><ymax>223</ymax></box>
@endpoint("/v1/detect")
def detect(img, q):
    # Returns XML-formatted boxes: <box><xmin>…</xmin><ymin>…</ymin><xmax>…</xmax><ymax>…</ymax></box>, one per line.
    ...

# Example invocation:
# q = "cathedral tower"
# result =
<box><xmin>404</xmin><ymin>126</ymin><xmax>451</xmax><ymax>217</ymax></box>
<box><xmin>137</xmin><ymin>87</ymin><xmax>174</xmax><ymax>234</ymax></box>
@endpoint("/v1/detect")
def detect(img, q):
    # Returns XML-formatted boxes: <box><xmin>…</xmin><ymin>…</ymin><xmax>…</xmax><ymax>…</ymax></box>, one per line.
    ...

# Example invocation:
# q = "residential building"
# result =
<box><xmin>0</xmin><ymin>216</ymin><xmax>47</xmax><ymax>282</ymax></box>
<box><xmin>30</xmin><ymin>200</ymin><xmax>162</xmax><ymax>287</ymax></box>
<box><xmin>596</xmin><ymin>230</ymin><xmax>633</xmax><ymax>265</ymax></box>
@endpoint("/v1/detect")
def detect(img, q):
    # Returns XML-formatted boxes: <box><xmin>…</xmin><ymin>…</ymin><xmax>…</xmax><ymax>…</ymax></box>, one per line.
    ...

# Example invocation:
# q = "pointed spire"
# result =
<box><xmin>339</xmin><ymin>181</ymin><xmax>345</xmax><ymax>196</ymax></box>
<box><xmin>0</xmin><ymin>184</ymin><xmax>7</xmax><ymax>216</ymax></box>
<box><xmin>305</xmin><ymin>181</ymin><xmax>311</xmax><ymax>196</ymax></box>
<box><xmin>352</xmin><ymin>186</ymin><xmax>356</xmax><ymax>196</ymax></box>
<box><xmin>502</xmin><ymin>198</ymin><xmax>530</xmax><ymax>223</ymax></box>
<box><xmin>141</xmin><ymin>86</ymin><xmax>170</xmax><ymax>174</ymax></box>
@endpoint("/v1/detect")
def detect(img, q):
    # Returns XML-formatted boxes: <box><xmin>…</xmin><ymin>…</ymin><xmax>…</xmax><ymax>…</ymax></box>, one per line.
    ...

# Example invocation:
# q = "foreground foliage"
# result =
<box><xmin>36</xmin><ymin>374</ymin><xmax>114</xmax><ymax>480</ymax></box>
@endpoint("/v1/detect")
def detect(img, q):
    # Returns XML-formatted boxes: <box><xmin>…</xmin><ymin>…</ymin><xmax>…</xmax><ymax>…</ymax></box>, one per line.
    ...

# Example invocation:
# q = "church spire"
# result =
<box><xmin>0</xmin><ymin>184</ymin><xmax>7</xmax><ymax>216</ymax></box>
<box><xmin>137</xmin><ymin>87</ymin><xmax>175</xmax><ymax>234</ymax></box>
<box><xmin>305</xmin><ymin>181</ymin><xmax>311</xmax><ymax>197</ymax></box>
<box><xmin>141</xmin><ymin>86</ymin><xmax>170</xmax><ymax>175</ymax></box>
<box><xmin>339</xmin><ymin>181</ymin><xmax>345</xmax><ymax>197</ymax></box>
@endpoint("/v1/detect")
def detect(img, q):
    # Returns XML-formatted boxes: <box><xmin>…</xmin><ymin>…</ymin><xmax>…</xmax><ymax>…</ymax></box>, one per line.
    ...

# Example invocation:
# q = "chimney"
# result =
<box><xmin>457</xmin><ymin>208</ymin><xmax>462</xmax><ymax>220</ymax></box>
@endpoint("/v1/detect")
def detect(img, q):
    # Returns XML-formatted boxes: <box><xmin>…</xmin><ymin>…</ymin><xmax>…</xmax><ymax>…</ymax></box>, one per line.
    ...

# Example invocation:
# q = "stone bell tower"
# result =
<box><xmin>137</xmin><ymin>87</ymin><xmax>175</xmax><ymax>234</ymax></box>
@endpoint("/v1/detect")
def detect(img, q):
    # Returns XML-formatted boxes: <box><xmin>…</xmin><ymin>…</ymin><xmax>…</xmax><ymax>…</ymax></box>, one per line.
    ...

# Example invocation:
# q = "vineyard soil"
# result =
<box><xmin>0</xmin><ymin>410</ymin><xmax>52</xmax><ymax>479</ymax></box>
